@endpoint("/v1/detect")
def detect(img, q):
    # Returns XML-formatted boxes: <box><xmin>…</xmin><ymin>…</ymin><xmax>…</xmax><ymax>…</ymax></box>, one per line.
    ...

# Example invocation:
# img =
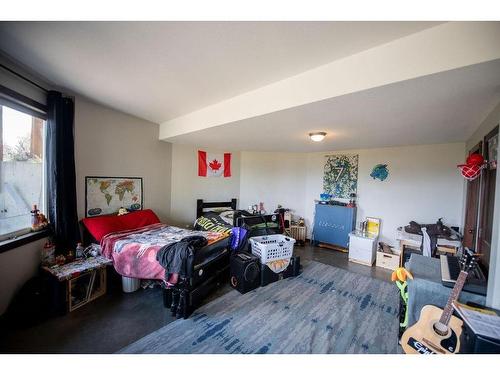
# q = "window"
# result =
<box><xmin>0</xmin><ymin>103</ymin><xmax>46</xmax><ymax>241</ymax></box>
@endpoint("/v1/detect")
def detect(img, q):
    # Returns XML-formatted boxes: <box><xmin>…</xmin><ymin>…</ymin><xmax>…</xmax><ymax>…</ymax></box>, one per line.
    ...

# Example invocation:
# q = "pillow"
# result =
<box><xmin>119</xmin><ymin>209</ymin><xmax>160</xmax><ymax>230</ymax></box>
<box><xmin>194</xmin><ymin>211</ymin><xmax>233</xmax><ymax>234</ymax></box>
<box><xmin>82</xmin><ymin>209</ymin><xmax>161</xmax><ymax>241</ymax></box>
<box><xmin>82</xmin><ymin>215</ymin><xmax>127</xmax><ymax>242</ymax></box>
<box><xmin>207</xmin><ymin>207</ymin><xmax>234</xmax><ymax>213</ymax></box>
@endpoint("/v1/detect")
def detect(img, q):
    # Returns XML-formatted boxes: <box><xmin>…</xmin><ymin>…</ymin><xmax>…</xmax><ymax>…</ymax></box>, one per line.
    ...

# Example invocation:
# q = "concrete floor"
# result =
<box><xmin>0</xmin><ymin>244</ymin><xmax>392</xmax><ymax>353</ymax></box>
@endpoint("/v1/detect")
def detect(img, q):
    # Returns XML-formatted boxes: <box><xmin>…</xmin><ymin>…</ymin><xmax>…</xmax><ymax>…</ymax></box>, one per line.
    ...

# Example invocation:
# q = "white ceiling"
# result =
<box><xmin>167</xmin><ymin>59</ymin><xmax>500</xmax><ymax>152</ymax></box>
<box><xmin>0</xmin><ymin>21</ymin><xmax>441</xmax><ymax>123</ymax></box>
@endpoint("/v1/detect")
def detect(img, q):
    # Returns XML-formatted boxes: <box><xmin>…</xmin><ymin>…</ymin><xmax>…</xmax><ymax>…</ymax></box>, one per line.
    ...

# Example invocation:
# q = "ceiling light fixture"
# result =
<box><xmin>309</xmin><ymin>132</ymin><xmax>327</xmax><ymax>142</ymax></box>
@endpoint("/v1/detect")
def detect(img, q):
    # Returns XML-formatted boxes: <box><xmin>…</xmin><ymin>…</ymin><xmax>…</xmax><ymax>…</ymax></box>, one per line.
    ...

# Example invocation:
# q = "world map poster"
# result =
<box><xmin>85</xmin><ymin>176</ymin><xmax>143</xmax><ymax>216</ymax></box>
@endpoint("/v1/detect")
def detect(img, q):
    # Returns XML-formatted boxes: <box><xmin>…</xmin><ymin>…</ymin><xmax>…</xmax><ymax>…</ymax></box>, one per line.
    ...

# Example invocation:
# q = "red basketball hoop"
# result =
<box><xmin>457</xmin><ymin>163</ymin><xmax>486</xmax><ymax>181</ymax></box>
<box><xmin>458</xmin><ymin>153</ymin><xmax>487</xmax><ymax>181</ymax></box>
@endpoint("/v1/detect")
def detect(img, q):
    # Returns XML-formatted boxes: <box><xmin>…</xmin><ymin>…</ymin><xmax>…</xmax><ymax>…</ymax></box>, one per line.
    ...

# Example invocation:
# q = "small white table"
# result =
<box><xmin>348</xmin><ymin>230</ymin><xmax>378</xmax><ymax>266</ymax></box>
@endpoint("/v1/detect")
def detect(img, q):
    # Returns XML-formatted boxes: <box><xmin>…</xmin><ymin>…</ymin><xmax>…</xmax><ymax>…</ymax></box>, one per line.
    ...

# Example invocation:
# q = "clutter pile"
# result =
<box><xmin>404</xmin><ymin>218</ymin><xmax>457</xmax><ymax>257</ymax></box>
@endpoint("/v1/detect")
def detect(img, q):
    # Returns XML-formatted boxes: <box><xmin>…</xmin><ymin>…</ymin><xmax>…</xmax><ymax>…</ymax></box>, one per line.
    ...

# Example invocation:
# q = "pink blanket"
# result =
<box><xmin>100</xmin><ymin>223</ymin><xmax>227</xmax><ymax>280</ymax></box>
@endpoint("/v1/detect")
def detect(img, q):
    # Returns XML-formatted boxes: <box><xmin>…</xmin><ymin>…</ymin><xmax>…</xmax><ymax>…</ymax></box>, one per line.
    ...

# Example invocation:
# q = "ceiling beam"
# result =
<box><xmin>160</xmin><ymin>22</ymin><xmax>500</xmax><ymax>141</ymax></box>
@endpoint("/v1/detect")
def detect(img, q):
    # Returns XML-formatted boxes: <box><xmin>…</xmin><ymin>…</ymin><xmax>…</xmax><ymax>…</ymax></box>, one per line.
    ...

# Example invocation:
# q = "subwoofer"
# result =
<box><xmin>261</xmin><ymin>256</ymin><xmax>301</xmax><ymax>287</ymax></box>
<box><xmin>230</xmin><ymin>252</ymin><xmax>260</xmax><ymax>294</ymax></box>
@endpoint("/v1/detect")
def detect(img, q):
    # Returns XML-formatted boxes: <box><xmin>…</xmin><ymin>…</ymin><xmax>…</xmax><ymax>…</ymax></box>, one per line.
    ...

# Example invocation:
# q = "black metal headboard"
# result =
<box><xmin>196</xmin><ymin>198</ymin><xmax>237</xmax><ymax>219</ymax></box>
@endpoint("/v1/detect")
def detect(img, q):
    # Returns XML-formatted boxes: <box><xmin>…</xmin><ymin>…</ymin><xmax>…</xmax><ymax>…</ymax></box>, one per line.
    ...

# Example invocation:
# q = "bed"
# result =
<box><xmin>161</xmin><ymin>198</ymin><xmax>283</xmax><ymax>318</ymax></box>
<box><xmin>81</xmin><ymin>209</ymin><xmax>229</xmax><ymax>280</ymax></box>
<box><xmin>81</xmin><ymin>209</ymin><xmax>231</xmax><ymax>318</ymax></box>
<box><xmin>81</xmin><ymin>200</ymin><xmax>281</xmax><ymax>318</ymax></box>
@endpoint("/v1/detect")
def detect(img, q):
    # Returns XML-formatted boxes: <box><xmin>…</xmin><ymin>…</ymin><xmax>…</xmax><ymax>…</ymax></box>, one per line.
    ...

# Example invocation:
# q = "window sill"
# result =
<box><xmin>0</xmin><ymin>229</ymin><xmax>50</xmax><ymax>254</ymax></box>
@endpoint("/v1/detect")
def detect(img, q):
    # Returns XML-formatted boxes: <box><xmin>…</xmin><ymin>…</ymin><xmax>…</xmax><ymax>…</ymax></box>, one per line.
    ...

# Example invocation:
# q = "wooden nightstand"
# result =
<box><xmin>43</xmin><ymin>256</ymin><xmax>112</xmax><ymax>313</ymax></box>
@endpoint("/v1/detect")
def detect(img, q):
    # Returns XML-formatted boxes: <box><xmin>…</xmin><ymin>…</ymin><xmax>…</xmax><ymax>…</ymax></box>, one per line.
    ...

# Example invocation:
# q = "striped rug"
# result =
<box><xmin>119</xmin><ymin>261</ymin><xmax>400</xmax><ymax>354</ymax></box>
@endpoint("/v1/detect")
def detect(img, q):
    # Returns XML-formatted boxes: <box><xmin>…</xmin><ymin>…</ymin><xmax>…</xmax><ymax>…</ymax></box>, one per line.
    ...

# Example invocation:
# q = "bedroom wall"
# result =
<box><xmin>0</xmin><ymin>238</ymin><xmax>47</xmax><ymax>315</ymax></box>
<box><xmin>239</xmin><ymin>152</ymin><xmax>308</xmax><ymax>219</ymax></box>
<box><xmin>74</xmin><ymin>97</ymin><xmax>172</xmax><ymax>221</ymax></box>
<box><xmin>239</xmin><ymin>143</ymin><xmax>465</xmax><ymax>247</ymax></box>
<box><xmin>169</xmin><ymin>143</ymin><xmax>240</xmax><ymax>226</ymax></box>
<box><xmin>466</xmin><ymin>101</ymin><xmax>500</xmax><ymax>151</ymax></box>
<box><xmin>0</xmin><ymin>54</ymin><xmax>50</xmax><ymax>315</ymax></box>
<box><xmin>0</xmin><ymin>82</ymin><xmax>173</xmax><ymax>314</ymax></box>
<box><xmin>305</xmin><ymin>143</ymin><xmax>465</xmax><ymax>246</ymax></box>
<box><xmin>0</xmin><ymin>96</ymin><xmax>173</xmax><ymax>315</ymax></box>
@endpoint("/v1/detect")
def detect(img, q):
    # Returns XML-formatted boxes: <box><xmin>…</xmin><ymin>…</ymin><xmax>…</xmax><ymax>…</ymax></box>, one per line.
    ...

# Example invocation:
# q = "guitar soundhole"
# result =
<box><xmin>433</xmin><ymin>322</ymin><xmax>449</xmax><ymax>336</ymax></box>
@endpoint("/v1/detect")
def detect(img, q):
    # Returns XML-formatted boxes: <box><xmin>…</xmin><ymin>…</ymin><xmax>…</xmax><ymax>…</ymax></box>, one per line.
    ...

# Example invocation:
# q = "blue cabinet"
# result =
<box><xmin>312</xmin><ymin>203</ymin><xmax>356</xmax><ymax>248</ymax></box>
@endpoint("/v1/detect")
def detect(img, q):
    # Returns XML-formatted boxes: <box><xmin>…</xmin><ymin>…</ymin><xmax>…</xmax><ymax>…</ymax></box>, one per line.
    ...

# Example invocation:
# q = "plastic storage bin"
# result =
<box><xmin>249</xmin><ymin>234</ymin><xmax>295</xmax><ymax>263</ymax></box>
<box><xmin>122</xmin><ymin>276</ymin><xmax>140</xmax><ymax>293</ymax></box>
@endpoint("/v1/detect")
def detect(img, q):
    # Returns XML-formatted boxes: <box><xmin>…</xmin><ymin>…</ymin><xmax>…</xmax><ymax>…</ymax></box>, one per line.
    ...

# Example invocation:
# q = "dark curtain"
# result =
<box><xmin>46</xmin><ymin>91</ymin><xmax>80</xmax><ymax>251</ymax></box>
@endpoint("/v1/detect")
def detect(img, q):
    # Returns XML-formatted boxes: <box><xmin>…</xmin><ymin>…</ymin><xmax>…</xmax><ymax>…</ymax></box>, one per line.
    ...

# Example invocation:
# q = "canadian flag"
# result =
<box><xmin>198</xmin><ymin>150</ymin><xmax>232</xmax><ymax>177</ymax></box>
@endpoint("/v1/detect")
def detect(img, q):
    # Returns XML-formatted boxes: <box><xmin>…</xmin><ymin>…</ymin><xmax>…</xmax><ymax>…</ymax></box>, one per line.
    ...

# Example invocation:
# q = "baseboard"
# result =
<box><xmin>316</xmin><ymin>242</ymin><xmax>348</xmax><ymax>253</ymax></box>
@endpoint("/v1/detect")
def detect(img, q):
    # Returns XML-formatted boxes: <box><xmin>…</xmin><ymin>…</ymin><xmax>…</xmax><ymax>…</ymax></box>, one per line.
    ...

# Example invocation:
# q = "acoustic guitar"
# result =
<box><xmin>401</xmin><ymin>253</ymin><xmax>477</xmax><ymax>354</ymax></box>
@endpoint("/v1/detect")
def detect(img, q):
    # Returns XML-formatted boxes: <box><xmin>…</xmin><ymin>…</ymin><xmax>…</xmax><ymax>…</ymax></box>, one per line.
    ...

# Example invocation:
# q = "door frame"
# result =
<box><xmin>463</xmin><ymin>141</ymin><xmax>482</xmax><ymax>250</ymax></box>
<box><xmin>477</xmin><ymin>125</ymin><xmax>499</xmax><ymax>270</ymax></box>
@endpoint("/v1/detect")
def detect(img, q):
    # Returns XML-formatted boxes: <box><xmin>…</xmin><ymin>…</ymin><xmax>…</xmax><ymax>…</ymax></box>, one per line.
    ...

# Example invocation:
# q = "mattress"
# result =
<box><xmin>100</xmin><ymin>223</ymin><xmax>229</xmax><ymax>280</ymax></box>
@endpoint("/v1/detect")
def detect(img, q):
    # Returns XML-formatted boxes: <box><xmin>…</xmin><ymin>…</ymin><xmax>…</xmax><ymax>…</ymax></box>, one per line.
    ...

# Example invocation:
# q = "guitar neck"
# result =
<box><xmin>439</xmin><ymin>270</ymin><xmax>468</xmax><ymax>326</ymax></box>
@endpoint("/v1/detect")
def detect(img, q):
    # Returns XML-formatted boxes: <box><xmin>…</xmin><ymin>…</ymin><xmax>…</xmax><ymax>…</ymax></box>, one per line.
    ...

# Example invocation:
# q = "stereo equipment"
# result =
<box><xmin>261</xmin><ymin>256</ymin><xmax>301</xmax><ymax>287</ymax></box>
<box><xmin>440</xmin><ymin>254</ymin><xmax>487</xmax><ymax>296</ymax></box>
<box><xmin>461</xmin><ymin>319</ymin><xmax>500</xmax><ymax>353</ymax></box>
<box><xmin>230</xmin><ymin>252</ymin><xmax>261</xmax><ymax>294</ymax></box>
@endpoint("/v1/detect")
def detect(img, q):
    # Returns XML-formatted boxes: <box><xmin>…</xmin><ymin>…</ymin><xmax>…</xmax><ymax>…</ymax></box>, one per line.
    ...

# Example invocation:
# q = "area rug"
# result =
<box><xmin>119</xmin><ymin>261</ymin><xmax>400</xmax><ymax>354</ymax></box>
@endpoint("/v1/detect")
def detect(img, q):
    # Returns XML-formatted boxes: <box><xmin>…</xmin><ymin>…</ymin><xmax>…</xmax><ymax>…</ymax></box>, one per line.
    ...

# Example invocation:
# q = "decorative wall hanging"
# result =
<box><xmin>323</xmin><ymin>154</ymin><xmax>359</xmax><ymax>199</ymax></box>
<box><xmin>198</xmin><ymin>150</ymin><xmax>232</xmax><ymax>177</ymax></box>
<box><xmin>370</xmin><ymin>164</ymin><xmax>389</xmax><ymax>181</ymax></box>
<box><xmin>85</xmin><ymin>176</ymin><xmax>143</xmax><ymax>217</ymax></box>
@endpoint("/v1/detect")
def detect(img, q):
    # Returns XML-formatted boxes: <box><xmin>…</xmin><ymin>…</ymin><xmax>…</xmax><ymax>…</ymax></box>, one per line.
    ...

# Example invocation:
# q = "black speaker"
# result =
<box><xmin>285</xmin><ymin>256</ymin><xmax>301</xmax><ymax>278</ymax></box>
<box><xmin>461</xmin><ymin>320</ymin><xmax>500</xmax><ymax>353</ymax></box>
<box><xmin>230</xmin><ymin>252</ymin><xmax>261</xmax><ymax>294</ymax></box>
<box><xmin>261</xmin><ymin>256</ymin><xmax>301</xmax><ymax>287</ymax></box>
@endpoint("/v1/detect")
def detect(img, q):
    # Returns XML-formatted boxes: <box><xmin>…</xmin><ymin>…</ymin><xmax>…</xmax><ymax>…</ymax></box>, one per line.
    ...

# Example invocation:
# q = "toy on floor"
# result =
<box><xmin>392</xmin><ymin>267</ymin><xmax>413</xmax><ymax>332</ymax></box>
<box><xmin>391</xmin><ymin>267</ymin><xmax>413</xmax><ymax>282</ymax></box>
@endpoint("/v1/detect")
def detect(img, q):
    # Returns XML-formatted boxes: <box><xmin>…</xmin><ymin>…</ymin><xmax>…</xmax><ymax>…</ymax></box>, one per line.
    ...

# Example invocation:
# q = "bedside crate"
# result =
<box><xmin>43</xmin><ymin>256</ymin><xmax>112</xmax><ymax>313</ymax></box>
<box><xmin>376</xmin><ymin>250</ymin><xmax>401</xmax><ymax>270</ymax></box>
<box><xmin>289</xmin><ymin>225</ymin><xmax>306</xmax><ymax>245</ymax></box>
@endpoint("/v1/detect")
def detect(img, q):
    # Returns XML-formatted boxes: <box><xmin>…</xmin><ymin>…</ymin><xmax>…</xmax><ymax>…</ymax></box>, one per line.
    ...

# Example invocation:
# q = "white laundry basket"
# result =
<box><xmin>122</xmin><ymin>276</ymin><xmax>140</xmax><ymax>293</ymax></box>
<box><xmin>249</xmin><ymin>234</ymin><xmax>295</xmax><ymax>264</ymax></box>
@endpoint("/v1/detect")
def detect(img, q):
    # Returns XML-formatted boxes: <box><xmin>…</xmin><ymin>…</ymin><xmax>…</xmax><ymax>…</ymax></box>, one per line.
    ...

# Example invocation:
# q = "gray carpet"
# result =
<box><xmin>119</xmin><ymin>261</ymin><xmax>400</xmax><ymax>354</ymax></box>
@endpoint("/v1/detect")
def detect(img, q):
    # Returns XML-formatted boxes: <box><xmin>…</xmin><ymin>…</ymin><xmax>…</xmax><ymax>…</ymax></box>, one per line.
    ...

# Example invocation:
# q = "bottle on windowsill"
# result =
<box><xmin>76</xmin><ymin>243</ymin><xmax>84</xmax><ymax>259</ymax></box>
<box><xmin>30</xmin><ymin>204</ymin><xmax>40</xmax><ymax>230</ymax></box>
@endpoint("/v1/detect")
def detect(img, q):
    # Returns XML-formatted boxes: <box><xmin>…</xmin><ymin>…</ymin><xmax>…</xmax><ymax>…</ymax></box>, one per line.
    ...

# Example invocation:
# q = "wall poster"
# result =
<box><xmin>323</xmin><ymin>154</ymin><xmax>359</xmax><ymax>199</ymax></box>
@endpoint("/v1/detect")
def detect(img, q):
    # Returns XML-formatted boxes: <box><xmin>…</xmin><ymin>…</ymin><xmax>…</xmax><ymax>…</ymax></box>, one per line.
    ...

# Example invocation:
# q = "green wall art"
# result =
<box><xmin>323</xmin><ymin>154</ymin><xmax>359</xmax><ymax>199</ymax></box>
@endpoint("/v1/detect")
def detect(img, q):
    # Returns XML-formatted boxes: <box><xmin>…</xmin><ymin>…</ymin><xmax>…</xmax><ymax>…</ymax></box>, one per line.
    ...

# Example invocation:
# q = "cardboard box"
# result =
<box><xmin>376</xmin><ymin>249</ymin><xmax>401</xmax><ymax>270</ymax></box>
